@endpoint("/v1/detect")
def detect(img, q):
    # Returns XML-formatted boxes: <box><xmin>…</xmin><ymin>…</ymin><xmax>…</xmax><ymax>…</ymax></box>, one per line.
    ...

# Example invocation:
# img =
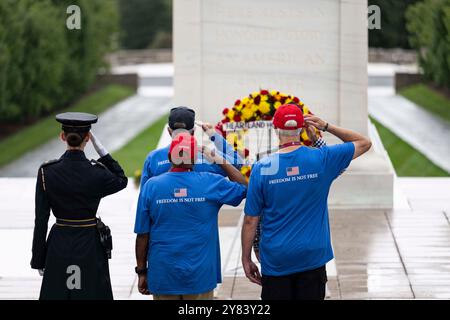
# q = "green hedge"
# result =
<box><xmin>119</xmin><ymin>0</ymin><xmax>172</xmax><ymax>49</ymax></box>
<box><xmin>406</xmin><ymin>0</ymin><xmax>450</xmax><ymax>88</ymax></box>
<box><xmin>0</xmin><ymin>0</ymin><xmax>119</xmax><ymax>123</ymax></box>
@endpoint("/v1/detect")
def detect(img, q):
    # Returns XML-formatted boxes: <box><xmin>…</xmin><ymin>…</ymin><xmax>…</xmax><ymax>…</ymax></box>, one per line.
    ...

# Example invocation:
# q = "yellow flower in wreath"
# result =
<box><xmin>303</xmin><ymin>105</ymin><xmax>310</xmax><ymax>115</ymax></box>
<box><xmin>235</xmin><ymin>139</ymin><xmax>245</xmax><ymax>150</ymax></box>
<box><xmin>227</xmin><ymin>109</ymin><xmax>235</xmax><ymax>120</ymax></box>
<box><xmin>227</xmin><ymin>133</ymin><xmax>245</xmax><ymax>150</ymax></box>
<box><xmin>251</xmin><ymin>91</ymin><xmax>259</xmax><ymax>98</ymax></box>
<box><xmin>241</xmin><ymin>106</ymin><xmax>254</xmax><ymax>121</ymax></box>
<box><xmin>241</xmin><ymin>165</ymin><xmax>250</xmax><ymax>176</ymax></box>
<box><xmin>301</xmin><ymin>129</ymin><xmax>309</xmax><ymax>142</ymax></box>
<box><xmin>226</xmin><ymin>132</ymin><xmax>239</xmax><ymax>146</ymax></box>
<box><xmin>241</xmin><ymin>165</ymin><xmax>252</xmax><ymax>179</ymax></box>
<box><xmin>259</xmin><ymin>101</ymin><xmax>271</xmax><ymax>114</ymax></box>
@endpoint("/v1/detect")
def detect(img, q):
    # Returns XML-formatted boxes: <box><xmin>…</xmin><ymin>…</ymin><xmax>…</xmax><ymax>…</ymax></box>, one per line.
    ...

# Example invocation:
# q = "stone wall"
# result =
<box><xmin>90</xmin><ymin>73</ymin><xmax>139</xmax><ymax>93</ymax></box>
<box><xmin>395</xmin><ymin>73</ymin><xmax>424</xmax><ymax>92</ymax></box>
<box><xmin>106</xmin><ymin>48</ymin><xmax>416</xmax><ymax>67</ymax></box>
<box><xmin>174</xmin><ymin>0</ymin><xmax>368</xmax><ymax>135</ymax></box>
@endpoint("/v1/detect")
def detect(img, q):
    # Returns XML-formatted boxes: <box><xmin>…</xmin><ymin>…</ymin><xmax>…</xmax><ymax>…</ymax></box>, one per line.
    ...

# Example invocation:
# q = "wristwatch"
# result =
<box><xmin>322</xmin><ymin>122</ymin><xmax>329</xmax><ymax>132</ymax></box>
<box><xmin>135</xmin><ymin>266</ymin><xmax>148</xmax><ymax>275</ymax></box>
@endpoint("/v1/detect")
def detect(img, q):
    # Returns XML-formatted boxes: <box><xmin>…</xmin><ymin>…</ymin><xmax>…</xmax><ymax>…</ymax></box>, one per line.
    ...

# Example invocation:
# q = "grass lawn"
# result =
<box><xmin>112</xmin><ymin>114</ymin><xmax>168</xmax><ymax>176</ymax></box>
<box><xmin>400</xmin><ymin>84</ymin><xmax>450</xmax><ymax>123</ymax></box>
<box><xmin>371</xmin><ymin>117</ymin><xmax>449</xmax><ymax>177</ymax></box>
<box><xmin>0</xmin><ymin>85</ymin><xmax>134</xmax><ymax>168</ymax></box>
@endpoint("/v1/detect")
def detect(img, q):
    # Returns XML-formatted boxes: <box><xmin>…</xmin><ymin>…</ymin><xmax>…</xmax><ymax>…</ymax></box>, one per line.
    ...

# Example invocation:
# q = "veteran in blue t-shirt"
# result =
<box><xmin>135</xmin><ymin>132</ymin><xmax>247</xmax><ymax>300</ymax></box>
<box><xmin>241</xmin><ymin>104</ymin><xmax>372</xmax><ymax>300</ymax></box>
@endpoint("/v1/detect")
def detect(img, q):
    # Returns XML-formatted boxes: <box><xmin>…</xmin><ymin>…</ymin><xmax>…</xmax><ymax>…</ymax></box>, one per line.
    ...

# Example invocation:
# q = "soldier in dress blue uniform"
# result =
<box><xmin>30</xmin><ymin>112</ymin><xmax>128</xmax><ymax>300</ymax></box>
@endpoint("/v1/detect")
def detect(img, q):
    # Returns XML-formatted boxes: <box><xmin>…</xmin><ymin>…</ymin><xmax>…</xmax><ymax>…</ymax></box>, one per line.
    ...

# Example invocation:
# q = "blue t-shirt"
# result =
<box><xmin>140</xmin><ymin>133</ymin><xmax>242</xmax><ymax>188</ymax></box>
<box><xmin>244</xmin><ymin>143</ymin><xmax>355</xmax><ymax>276</ymax></box>
<box><xmin>134</xmin><ymin>171</ymin><xmax>247</xmax><ymax>295</ymax></box>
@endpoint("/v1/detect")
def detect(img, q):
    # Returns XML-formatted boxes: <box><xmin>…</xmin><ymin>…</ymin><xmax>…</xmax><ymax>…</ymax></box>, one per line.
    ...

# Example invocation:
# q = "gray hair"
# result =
<box><xmin>277</xmin><ymin>128</ymin><xmax>301</xmax><ymax>137</ymax></box>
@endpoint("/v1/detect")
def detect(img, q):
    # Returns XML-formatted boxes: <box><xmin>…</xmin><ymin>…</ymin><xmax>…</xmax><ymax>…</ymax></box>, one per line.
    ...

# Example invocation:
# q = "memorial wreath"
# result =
<box><xmin>215</xmin><ymin>89</ymin><xmax>321</xmax><ymax>179</ymax></box>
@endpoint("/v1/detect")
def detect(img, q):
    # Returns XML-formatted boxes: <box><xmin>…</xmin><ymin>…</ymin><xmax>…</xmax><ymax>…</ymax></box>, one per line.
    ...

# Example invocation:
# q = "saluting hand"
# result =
<box><xmin>242</xmin><ymin>259</ymin><xmax>262</xmax><ymax>286</ymax></box>
<box><xmin>196</xmin><ymin>121</ymin><xmax>216</xmax><ymax>137</ymax></box>
<box><xmin>304</xmin><ymin>114</ymin><xmax>328</xmax><ymax>131</ymax></box>
<box><xmin>89</xmin><ymin>131</ymin><xmax>109</xmax><ymax>157</ymax></box>
<box><xmin>138</xmin><ymin>274</ymin><xmax>150</xmax><ymax>295</ymax></box>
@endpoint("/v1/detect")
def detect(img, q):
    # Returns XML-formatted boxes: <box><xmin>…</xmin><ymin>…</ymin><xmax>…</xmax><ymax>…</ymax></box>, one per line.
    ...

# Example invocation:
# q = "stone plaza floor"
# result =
<box><xmin>0</xmin><ymin>177</ymin><xmax>449</xmax><ymax>300</ymax></box>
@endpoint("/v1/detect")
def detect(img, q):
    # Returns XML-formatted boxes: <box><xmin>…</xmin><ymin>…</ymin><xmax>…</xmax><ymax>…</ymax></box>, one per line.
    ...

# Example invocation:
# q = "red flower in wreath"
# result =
<box><xmin>215</xmin><ymin>123</ymin><xmax>225</xmax><ymax>136</ymax></box>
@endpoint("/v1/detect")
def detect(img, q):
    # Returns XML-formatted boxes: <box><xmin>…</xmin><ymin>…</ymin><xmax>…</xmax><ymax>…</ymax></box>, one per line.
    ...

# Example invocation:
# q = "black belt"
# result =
<box><xmin>55</xmin><ymin>218</ymin><xmax>97</xmax><ymax>227</ymax></box>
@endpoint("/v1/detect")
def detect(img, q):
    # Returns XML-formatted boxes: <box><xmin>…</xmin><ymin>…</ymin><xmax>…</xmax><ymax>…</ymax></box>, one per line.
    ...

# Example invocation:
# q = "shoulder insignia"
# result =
<box><xmin>40</xmin><ymin>159</ymin><xmax>61</xmax><ymax>168</ymax></box>
<box><xmin>90</xmin><ymin>159</ymin><xmax>107</xmax><ymax>169</ymax></box>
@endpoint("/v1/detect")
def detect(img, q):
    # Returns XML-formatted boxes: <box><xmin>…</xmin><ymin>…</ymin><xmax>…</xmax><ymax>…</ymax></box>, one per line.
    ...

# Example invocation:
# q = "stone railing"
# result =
<box><xmin>106</xmin><ymin>49</ymin><xmax>172</xmax><ymax>66</ymax></box>
<box><xmin>369</xmin><ymin>48</ymin><xmax>417</xmax><ymax>65</ymax></box>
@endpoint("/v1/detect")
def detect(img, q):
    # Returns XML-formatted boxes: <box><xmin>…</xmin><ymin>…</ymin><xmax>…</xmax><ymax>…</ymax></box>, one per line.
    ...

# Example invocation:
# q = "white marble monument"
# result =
<box><xmin>174</xmin><ymin>0</ymin><xmax>394</xmax><ymax>208</ymax></box>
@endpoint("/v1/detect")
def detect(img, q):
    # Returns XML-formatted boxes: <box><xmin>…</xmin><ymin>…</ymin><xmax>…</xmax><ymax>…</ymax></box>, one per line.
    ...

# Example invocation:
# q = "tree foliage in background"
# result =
<box><xmin>0</xmin><ymin>0</ymin><xmax>26</xmax><ymax>121</ymax></box>
<box><xmin>52</xmin><ymin>0</ymin><xmax>119</xmax><ymax>103</ymax></box>
<box><xmin>369</xmin><ymin>0</ymin><xmax>420</xmax><ymax>48</ymax></box>
<box><xmin>119</xmin><ymin>0</ymin><xmax>172</xmax><ymax>49</ymax></box>
<box><xmin>407</xmin><ymin>0</ymin><xmax>450</xmax><ymax>88</ymax></box>
<box><xmin>0</xmin><ymin>0</ymin><xmax>119</xmax><ymax>123</ymax></box>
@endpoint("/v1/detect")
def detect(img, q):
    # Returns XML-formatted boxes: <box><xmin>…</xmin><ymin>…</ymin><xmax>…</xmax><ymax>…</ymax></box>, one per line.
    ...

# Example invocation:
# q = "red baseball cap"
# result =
<box><xmin>273</xmin><ymin>104</ymin><xmax>304</xmax><ymax>130</ymax></box>
<box><xmin>168</xmin><ymin>132</ymin><xmax>198</xmax><ymax>165</ymax></box>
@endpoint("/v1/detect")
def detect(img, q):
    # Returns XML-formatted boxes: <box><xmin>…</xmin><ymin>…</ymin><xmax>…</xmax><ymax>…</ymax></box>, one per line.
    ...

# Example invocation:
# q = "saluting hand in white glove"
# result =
<box><xmin>89</xmin><ymin>131</ymin><xmax>109</xmax><ymax>157</ymax></box>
